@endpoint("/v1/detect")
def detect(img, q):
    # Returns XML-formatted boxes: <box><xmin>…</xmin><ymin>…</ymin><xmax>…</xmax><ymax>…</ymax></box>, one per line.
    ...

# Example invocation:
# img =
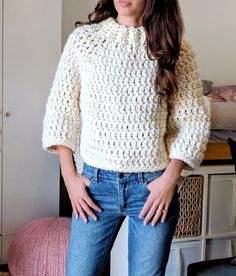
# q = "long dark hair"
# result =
<box><xmin>75</xmin><ymin>0</ymin><xmax>184</xmax><ymax>110</ymax></box>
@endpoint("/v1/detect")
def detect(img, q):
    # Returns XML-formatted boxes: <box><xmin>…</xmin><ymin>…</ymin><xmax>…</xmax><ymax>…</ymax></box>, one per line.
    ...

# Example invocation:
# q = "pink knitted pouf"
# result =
<box><xmin>8</xmin><ymin>216</ymin><xmax>71</xmax><ymax>276</ymax></box>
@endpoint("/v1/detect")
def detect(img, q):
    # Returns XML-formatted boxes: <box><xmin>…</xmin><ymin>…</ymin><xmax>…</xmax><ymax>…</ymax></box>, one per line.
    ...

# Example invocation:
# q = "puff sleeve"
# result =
<box><xmin>42</xmin><ymin>29</ymin><xmax>80</xmax><ymax>154</ymax></box>
<box><xmin>165</xmin><ymin>40</ymin><xmax>211</xmax><ymax>171</ymax></box>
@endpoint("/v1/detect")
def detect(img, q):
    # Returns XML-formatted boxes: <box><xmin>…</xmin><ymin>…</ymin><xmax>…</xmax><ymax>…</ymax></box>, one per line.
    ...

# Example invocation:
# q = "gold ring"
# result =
<box><xmin>158</xmin><ymin>208</ymin><xmax>166</xmax><ymax>213</ymax></box>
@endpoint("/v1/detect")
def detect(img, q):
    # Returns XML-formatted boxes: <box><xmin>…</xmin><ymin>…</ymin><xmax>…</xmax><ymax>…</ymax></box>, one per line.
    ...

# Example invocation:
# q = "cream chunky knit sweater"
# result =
<box><xmin>42</xmin><ymin>17</ymin><xmax>210</xmax><ymax>174</ymax></box>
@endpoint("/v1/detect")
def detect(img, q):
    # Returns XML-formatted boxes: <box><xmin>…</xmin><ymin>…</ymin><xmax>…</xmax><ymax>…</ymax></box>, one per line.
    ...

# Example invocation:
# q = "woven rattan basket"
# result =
<box><xmin>174</xmin><ymin>175</ymin><xmax>204</xmax><ymax>238</ymax></box>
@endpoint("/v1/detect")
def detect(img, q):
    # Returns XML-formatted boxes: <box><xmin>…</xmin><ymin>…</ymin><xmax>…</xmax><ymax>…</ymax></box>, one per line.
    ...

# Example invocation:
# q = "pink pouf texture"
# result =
<box><xmin>8</xmin><ymin>216</ymin><xmax>71</xmax><ymax>276</ymax></box>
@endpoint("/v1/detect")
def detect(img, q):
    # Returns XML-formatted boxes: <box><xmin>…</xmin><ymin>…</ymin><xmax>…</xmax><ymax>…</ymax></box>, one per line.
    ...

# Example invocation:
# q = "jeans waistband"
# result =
<box><xmin>82</xmin><ymin>162</ymin><xmax>165</xmax><ymax>183</ymax></box>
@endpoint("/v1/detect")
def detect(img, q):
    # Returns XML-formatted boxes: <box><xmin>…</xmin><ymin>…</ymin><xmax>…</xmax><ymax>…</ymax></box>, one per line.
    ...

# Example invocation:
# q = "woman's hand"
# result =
<box><xmin>56</xmin><ymin>145</ymin><xmax>102</xmax><ymax>223</ymax></box>
<box><xmin>139</xmin><ymin>173</ymin><xmax>179</xmax><ymax>226</ymax></box>
<box><xmin>63</xmin><ymin>172</ymin><xmax>103</xmax><ymax>223</ymax></box>
<box><xmin>139</xmin><ymin>159</ymin><xmax>185</xmax><ymax>226</ymax></box>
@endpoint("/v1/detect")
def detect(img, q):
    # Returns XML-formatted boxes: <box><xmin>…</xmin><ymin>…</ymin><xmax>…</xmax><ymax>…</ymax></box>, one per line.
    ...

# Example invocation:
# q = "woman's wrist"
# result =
<box><xmin>62</xmin><ymin>168</ymin><xmax>78</xmax><ymax>181</ymax></box>
<box><xmin>162</xmin><ymin>158</ymin><xmax>185</xmax><ymax>185</ymax></box>
<box><xmin>57</xmin><ymin>145</ymin><xmax>78</xmax><ymax>181</ymax></box>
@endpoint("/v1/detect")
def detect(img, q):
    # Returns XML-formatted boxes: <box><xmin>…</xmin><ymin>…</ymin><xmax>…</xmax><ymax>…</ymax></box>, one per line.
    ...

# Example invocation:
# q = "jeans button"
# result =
<box><xmin>118</xmin><ymin>172</ymin><xmax>123</xmax><ymax>178</ymax></box>
<box><xmin>119</xmin><ymin>172</ymin><xmax>130</xmax><ymax>178</ymax></box>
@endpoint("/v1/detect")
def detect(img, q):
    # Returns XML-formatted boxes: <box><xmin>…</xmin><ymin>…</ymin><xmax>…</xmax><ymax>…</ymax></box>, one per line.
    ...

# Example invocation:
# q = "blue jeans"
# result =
<box><xmin>66</xmin><ymin>162</ymin><xmax>180</xmax><ymax>276</ymax></box>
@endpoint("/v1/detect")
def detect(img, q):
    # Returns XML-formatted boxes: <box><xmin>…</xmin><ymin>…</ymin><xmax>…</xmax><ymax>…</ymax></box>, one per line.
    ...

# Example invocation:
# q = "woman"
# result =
<box><xmin>42</xmin><ymin>0</ymin><xmax>210</xmax><ymax>275</ymax></box>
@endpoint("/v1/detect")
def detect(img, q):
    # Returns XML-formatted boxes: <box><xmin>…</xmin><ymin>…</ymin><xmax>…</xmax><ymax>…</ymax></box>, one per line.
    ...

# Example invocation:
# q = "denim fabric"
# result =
<box><xmin>66</xmin><ymin>162</ymin><xmax>180</xmax><ymax>276</ymax></box>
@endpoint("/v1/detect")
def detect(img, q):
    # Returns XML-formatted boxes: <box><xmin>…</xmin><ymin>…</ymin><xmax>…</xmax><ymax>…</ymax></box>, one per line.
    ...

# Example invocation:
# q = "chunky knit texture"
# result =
<box><xmin>42</xmin><ymin>17</ymin><xmax>210</xmax><ymax>174</ymax></box>
<box><xmin>8</xmin><ymin>217</ymin><xmax>71</xmax><ymax>276</ymax></box>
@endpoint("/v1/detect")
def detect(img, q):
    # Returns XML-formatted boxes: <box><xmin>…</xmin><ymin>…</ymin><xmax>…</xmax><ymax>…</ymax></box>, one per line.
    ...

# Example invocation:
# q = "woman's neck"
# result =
<box><xmin>115</xmin><ymin>15</ymin><xmax>143</xmax><ymax>28</ymax></box>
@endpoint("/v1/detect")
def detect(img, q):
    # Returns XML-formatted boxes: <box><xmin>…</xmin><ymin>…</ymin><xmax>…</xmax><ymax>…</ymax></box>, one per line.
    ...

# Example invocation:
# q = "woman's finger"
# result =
<box><xmin>75</xmin><ymin>200</ymin><xmax>88</xmax><ymax>223</ymax></box>
<box><xmin>71</xmin><ymin>201</ymin><xmax>79</xmax><ymax>220</ymax></box>
<box><xmin>79</xmin><ymin>198</ymin><xmax>98</xmax><ymax>221</ymax></box>
<box><xmin>81</xmin><ymin>176</ymin><xmax>90</xmax><ymax>187</ymax></box>
<box><xmin>160</xmin><ymin>205</ymin><xmax>169</xmax><ymax>224</ymax></box>
<box><xmin>152</xmin><ymin>204</ymin><xmax>167</xmax><ymax>226</ymax></box>
<box><xmin>139</xmin><ymin>194</ymin><xmax>153</xmax><ymax>219</ymax></box>
<box><xmin>83</xmin><ymin>193</ymin><xmax>102</xmax><ymax>213</ymax></box>
<box><xmin>143</xmin><ymin>200</ymin><xmax>160</xmax><ymax>225</ymax></box>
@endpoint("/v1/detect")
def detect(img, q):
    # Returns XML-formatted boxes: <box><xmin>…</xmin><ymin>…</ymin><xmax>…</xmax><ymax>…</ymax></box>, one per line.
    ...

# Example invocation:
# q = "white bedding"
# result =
<box><xmin>201</xmin><ymin>96</ymin><xmax>236</xmax><ymax>142</ymax></box>
<box><xmin>210</xmin><ymin>102</ymin><xmax>236</xmax><ymax>130</ymax></box>
<box><xmin>209</xmin><ymin>129</ymin><xmax>236</xmax><ymax>142</ymax></box>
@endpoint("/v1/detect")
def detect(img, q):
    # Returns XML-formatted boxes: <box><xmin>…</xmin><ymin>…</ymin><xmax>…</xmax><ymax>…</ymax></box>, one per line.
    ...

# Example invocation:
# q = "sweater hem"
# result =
<box><xmin>78</xmin><ymin>155</ymin><xmax>169</xmax><ymax>173</ymax></box>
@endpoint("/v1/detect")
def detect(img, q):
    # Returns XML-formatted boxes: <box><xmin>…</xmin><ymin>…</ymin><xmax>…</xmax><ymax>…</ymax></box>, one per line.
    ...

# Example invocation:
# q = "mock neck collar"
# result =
<box><xmin>104</xmin><ymin>17</ymin><xmax>144</xmax><ymax>32</ymax></box>
<box><xmin>99</xmin><ymin>17</ymin><xmax>146</xmax><ymax>49</ymax></box>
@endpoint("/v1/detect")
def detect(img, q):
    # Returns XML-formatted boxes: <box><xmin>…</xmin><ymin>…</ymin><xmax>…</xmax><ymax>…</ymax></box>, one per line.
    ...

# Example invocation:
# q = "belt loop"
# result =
<box><xmin>138</xmin><ymin>172</ymin><xmax>144</xmax><ymax>183</ymax></box>
<box><xmin>94</xmin><ymin>168</ymin><xmax>99</xmax><ymax>182</ymax></box>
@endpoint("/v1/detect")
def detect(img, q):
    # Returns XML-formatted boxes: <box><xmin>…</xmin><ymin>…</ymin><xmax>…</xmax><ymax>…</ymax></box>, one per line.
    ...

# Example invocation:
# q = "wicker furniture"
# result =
<box><xmin>164</xmin><ymin>165</ymin><xmax>236</xmax><ymax>276</ymax></box>
<box><xmin>174</xmin><ymin>175</ymin><xmax>204</xmax><ymax>239</ymax></box>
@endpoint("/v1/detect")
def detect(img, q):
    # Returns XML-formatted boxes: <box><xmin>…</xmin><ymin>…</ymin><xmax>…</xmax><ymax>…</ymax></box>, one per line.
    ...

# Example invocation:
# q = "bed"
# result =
<box><xmin>202</xmin><ymin>84</ymin><xmax>236</xmax><ymax>164</ymax></box>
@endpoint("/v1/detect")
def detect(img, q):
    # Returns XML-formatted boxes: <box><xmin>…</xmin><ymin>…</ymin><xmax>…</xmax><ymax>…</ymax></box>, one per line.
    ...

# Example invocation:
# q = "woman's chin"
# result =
<box><xmin>115</xmin><ymin>9</ymin><xmax>135</xmax><ymax>17</ymax></box>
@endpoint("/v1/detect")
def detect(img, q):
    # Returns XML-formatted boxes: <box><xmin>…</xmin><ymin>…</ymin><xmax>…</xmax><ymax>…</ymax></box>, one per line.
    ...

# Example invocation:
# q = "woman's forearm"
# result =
<box><xmin>57</xmin><ymin>145</ymin><xmax>77</xmax><ymax>180</ymax></box>
<box><xmin>163</xmin><ymin>158</ymin><xmax>185</xmax><ymax>185</ymax></box>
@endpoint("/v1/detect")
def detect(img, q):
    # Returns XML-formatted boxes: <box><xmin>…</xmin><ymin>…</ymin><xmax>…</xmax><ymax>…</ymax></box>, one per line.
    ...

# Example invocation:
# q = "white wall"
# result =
<box><xmin>62</xmin><ymin>0</ymin><xmax>95</xmax><ymax>44</ymax></box>
<box><xmin>180</xmin><ymin>0</ymin><xmax>236</xmax><ymax>85</ymax></box>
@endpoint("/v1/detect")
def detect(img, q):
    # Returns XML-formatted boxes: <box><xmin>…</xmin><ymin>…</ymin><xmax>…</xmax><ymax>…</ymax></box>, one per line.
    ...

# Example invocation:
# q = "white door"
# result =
<box><xmin>1</xmin><ymin>0</ymin><xmax>61</xmax><ymax>240</ymax></box>
<box><xmin>0</xmin><ymin>0</ymin><xmax>3</xmax><ymax>238</ymax></box>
